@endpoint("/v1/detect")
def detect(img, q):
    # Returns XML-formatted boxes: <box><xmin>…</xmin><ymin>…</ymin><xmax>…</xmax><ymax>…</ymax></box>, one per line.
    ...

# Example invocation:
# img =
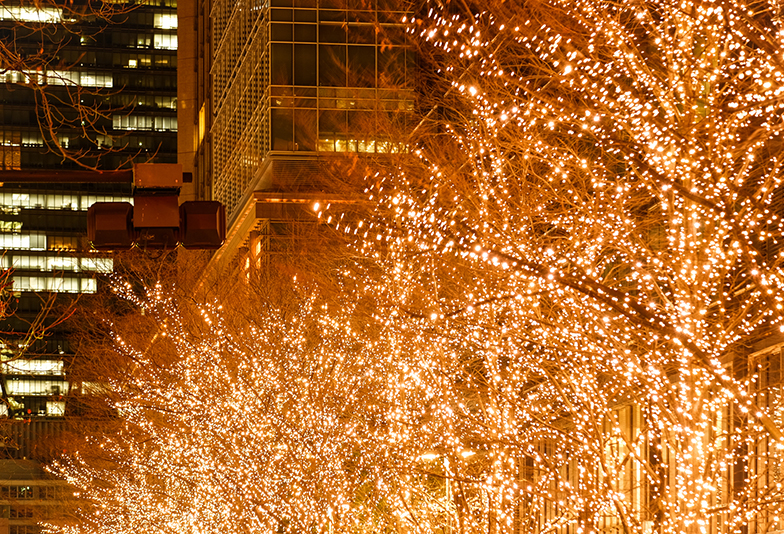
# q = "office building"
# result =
<box><xmin>0</xmin><ymin>0</ymin><xmax>177</xmax><ymax>452</ymax></box>
<box><xmin>179</xmin><ymin>0</ymin><xmax>415</xmax><ymax>270</ymax></box>
<box><xmin>0</xmin><ymin>460</ymin><xmax>70</xmax><ymax>534</ymax></box>
<box><xmin>0</xmin><ymin>3</ymin><xmax>178</xmax><ymax>532</ymax></box>
<box><xmin>0</xmin><ymin>0</ymin><xmax>178</xmax><ymax>170</ymax></box>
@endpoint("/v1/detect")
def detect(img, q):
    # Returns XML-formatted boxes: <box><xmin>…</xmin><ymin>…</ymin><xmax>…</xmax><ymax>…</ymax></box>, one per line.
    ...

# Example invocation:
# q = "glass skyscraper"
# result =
<box><xmin>0</xmin><ymin>0</ymin><xmax>177</xmax><ymax>447</ymax></box>
<box><xmin>0</xmin><ymin>2</ymin><xmax>179</xmax><ymax>531</ymax></box>
<box><xmin>180</xmin><ymin>0</ymin><xmax>414</xmax><ymax>269</ymax></box>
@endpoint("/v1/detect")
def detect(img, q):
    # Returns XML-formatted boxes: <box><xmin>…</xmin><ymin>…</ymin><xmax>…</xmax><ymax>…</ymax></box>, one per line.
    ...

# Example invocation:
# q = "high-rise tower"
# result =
<box><xmin>179</xmin><ymin>0</ymin><xmax>414</xmax><ymax>270</ymax></box>
<box><xmin>0</xmin><ymin>1</ymin><xmax>178</xmax><ymax>170</ymax></box>
<box><xmin>0</xmin><ymin>0</ymin><xmax>177</xmax><ymax>453</ymax></box>
<box><xmin>0</xmin><ymin>3</ymin><xmax>179</xmax><ymax>532</ymax></box>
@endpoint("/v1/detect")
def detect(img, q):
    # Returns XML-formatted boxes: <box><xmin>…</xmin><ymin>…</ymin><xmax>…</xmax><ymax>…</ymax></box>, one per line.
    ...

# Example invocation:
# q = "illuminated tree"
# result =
<box><xmin>315</xmin><ymin>0</ymin><xmax>784</xmax><ymax>532</ymax></box>
<box><xmin>47</xmin><ymin>0</ymin><xmax>784</xmax><ymax>533</ymax></box>
<box><xmin>45</xmin><ymin>264</ymin><xmax>454</xmax><ymax>534</ymax></box>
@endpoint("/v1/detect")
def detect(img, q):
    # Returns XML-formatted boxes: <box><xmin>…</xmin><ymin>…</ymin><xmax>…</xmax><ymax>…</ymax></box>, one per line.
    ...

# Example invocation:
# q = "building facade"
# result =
<box><xmin>0</xmin><ymin>460</ymin><xmax>71</xmax><ymax>534</ymax></box>
<box><xmin>0</xmin><ymin>0</ymin><xmax>178</xmax><ymax>170</ymax></box>
<box><xmin>0</xmin><ymin>3</ymin><xmax>179</xmax><ymax>532</ymax></box>
<box><xmin>179</xmin><ymin>0</ymin><xmax>414</xmax><ymax>269</ymax></box>
<box><xmin>0</xmin><ymin>0</ymin><xmax>177</xmax><ymax>460</ymax></box>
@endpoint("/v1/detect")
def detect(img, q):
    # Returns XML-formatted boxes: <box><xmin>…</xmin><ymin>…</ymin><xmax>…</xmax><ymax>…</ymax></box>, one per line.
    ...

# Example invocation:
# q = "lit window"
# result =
<box><xmin>113</xmin><ymin>115</ymin><xmax>154</xmax><ymax>131</ymax></box>
<box><xmin>47</xmin><ymin>257</ymin><xmax>78</xmax><ymax>271</ymax></box>
<box><xmin>0</xmin><ymin>234</ymin><xmax>30</xmax><ymax>249</ymax></box>
<box><xmin>0</xmin><ymin>6</ymin><xmax>61</xmax><ymax>23</ymax></box>
<box><xmin>358</xmin><ymin>139</ymin><xmax>375</xmax><ymax>153</ymax></box>
<box><xmin>9</xmin><ymin>256</ymin><xmax>45</xmax><ymax>270</ymax></box>
<box><xmin>156</xmin><ymin>96</ymin><xmax>177</xmax><ymax>110</ymax></box>
<box><xmin>154</xmin><ymin>13</ymin><xmax>177</xmax><ymax>29</ymax></box>
<box><xmin>22</xmin><ymin>133</ymin><xmax>42</xmax><ymax>146</ymax></box>
<box><xmin>82</xmin><ymin>279</ymin><xmax>97</xmax><ymax>292</ymax></box>
<box><xmin>128</xmin><ymin>58</ymin><xmax>137</xmax><ymax>68</ymax></box>
<box><xmin>318</xmin><ymin>138</ymin><xmax>336</xmax><ymax>152</ymax></box>
<box><xmin>0</xmin><ymin>359</ymin><xmax>64</xmax><ymax>375</ymax></box>
<box><xmin>154</xmin><ymin>116</ymin><xmax>177</xmax><ymax>131</ymax></box>
<box><xmin>76</xmin><ymin>71</ymin><xmax>113</xmax><ymax>88</ymax></box>
<box><xmin>46</xmin><ymin>401</ymin><xmax>65</xmax><ymax>416</ymax></box>
<box><xmin>0</xmin><ymin>221</ymin><xmax>22</xmax><ymax>233</ymax></box>
<box><xmin>6</xmin><ymin>70</ymin><xmax>114</xmax><ymax>88</ymax></box>
<box><xmin>13</xmin><ymin>275</ymin><xmax>98</xmax><ymax>293</ymax></box>
<box><xmin>95</xmin><ymin>134</ymin><xmax>113</xmax><ymax>148</ymax></box>
<box><xmin>47</xmin><ymin>235</ymin><xmax>78</xmax><ymax>251</ymax></box>
<box><xmin>153</xmin><ymin>33</ymin><xmax>177</xmax><ymax>50</ymax></box>
<box><xmin>81</xmin><ymin>257</ymin><xmax>113</xmax><ymax>273</ymax></box>
<box><xmin>5</xmin><ymin>378</ymin><xmax>69</xmax><ymax>396</ymax></box>
<box><xmin>137</xmin><ymin>35</ymin><xmax>152</xmax><ymax>48</ymax></box>
<box><xmin>45</xmin><ymin>70</ymin><xmax>79</xmax><ymax>86</ymax></box>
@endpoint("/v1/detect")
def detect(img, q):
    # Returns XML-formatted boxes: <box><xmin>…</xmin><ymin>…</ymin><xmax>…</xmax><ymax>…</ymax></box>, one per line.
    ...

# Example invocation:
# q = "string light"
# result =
<box><xmin>46</xmin><ymin>0</ymin><xmax>784</xmax><ymax>533</ymax></box>
<box><xmin>324</xmin><ymin>0</ymin><xmax>784</xmax><ymax>531</ymax></box>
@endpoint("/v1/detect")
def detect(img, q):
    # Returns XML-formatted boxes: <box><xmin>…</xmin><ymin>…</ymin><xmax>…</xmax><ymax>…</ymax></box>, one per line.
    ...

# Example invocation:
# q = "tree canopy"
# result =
<box><xmin>47</xmin><ymin>0</ymin><xmax>784</xmax><ymax>533</ymax></box>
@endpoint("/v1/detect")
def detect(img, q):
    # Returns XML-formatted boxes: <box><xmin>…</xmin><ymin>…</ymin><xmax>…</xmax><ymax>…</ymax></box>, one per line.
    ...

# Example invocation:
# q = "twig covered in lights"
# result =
<box><xmin>49</xmin><ymin>0</ymin><xmax>784</xmax><ymax>533</ymax></box>
<box><xmin>319</xmin><ymin>0</ymin><xmax>784</xmax><ymax>532</ymax></box>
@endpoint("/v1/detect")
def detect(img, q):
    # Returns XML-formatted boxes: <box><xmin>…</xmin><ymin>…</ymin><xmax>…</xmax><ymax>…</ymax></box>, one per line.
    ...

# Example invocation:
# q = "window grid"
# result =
<box><xmin>0</xmin><ymin>192</ymin><xmax>133</xmax><ymax>211</ymax></box>
<box><xmin>212</xmin><ymin>4</ymin><xmax>268</xmax><ymax>216</ymax></box>
<box><xmin>211</xmin><ymin>2</ymin><xmax>410</xmax><ymax>218</ymax></box>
